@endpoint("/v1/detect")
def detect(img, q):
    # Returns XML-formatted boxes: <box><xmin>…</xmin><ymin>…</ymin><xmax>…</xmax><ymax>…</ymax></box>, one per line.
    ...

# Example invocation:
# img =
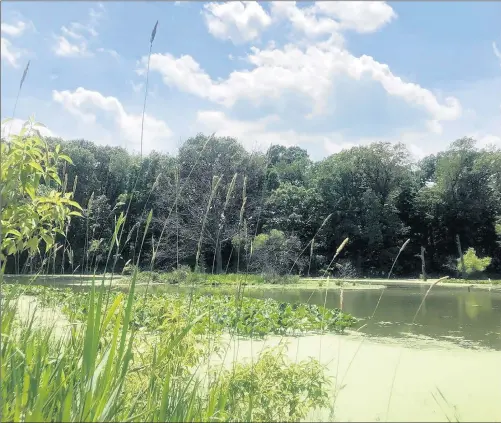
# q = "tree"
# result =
<box><xmin>241</xmin><ymin>229</ymin><xmax>305</xmax><ymax>276</ymax></box>
<box><xmin>314</xmin><ymin>142</ymin><xmax>411</xmax><ymax>273</ymax></box>
<box><xmin>458</xmin><ymin>248</ymin><xmax>492</xmax><ymax>277</ymax></box>
<box><xmin>1</xmin><ymin>118</ymin><xmax>82</xmax><ymax>266</ymax></box>
<box><xmin>263</xmin><ymin>183</ymin><xmax>323</xmax><ymax>242</ymax></box>
<box><xmin>266</xmin><ymin>145</ymin><xmax>311</xmax><ymax>188</ymax></box>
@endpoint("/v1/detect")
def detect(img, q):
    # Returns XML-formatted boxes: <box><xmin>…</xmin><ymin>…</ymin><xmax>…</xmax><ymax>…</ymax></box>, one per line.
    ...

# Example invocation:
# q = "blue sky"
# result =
<box><xmin>1</xmin><ymin>1</ymin><xmax>500</xmax><ymax>160</ymax></box>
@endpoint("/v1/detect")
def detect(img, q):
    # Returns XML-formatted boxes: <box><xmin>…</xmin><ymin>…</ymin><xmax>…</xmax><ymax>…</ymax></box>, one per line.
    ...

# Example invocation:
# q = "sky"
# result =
<box><xmin>1</xmin><ymin>1</ymin><xmax>500</xmax><ymax>161</ymax></box>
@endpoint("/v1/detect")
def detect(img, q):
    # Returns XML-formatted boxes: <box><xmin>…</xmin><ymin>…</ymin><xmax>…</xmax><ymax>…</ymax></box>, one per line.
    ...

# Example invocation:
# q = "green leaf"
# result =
<box><xmin>30</xmin><ymin>161</ymin><xmax>44</xmax><ymax>173</ymax></box>
<box><xmin>59</xmin><ymin>154</ymin><xmax>73</xmax><ymax>164</ymax></box>
<box><xmin>5</xmin><ymin>229</ymin><xmax>22</xmax><ymax>238</ymax></box>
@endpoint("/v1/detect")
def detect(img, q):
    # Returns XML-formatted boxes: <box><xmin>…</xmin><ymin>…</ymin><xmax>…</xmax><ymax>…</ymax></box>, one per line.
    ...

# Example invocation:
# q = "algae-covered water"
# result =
<box><xmin>205</xmin><ymin>285</ymin><xmax>501</xmax><ymax>422</ymax></box>
<box><xmin>7</xmin><ymin>279</ymin><xmax>501</xmax><ymax>421</ymax></box>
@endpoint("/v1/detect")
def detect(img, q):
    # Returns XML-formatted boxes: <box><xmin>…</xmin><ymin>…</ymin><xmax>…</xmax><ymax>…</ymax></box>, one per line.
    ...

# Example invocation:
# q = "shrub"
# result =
<box><xmin>458</xmin><ymin>247</ymin><xmax>492</xmax><ymax>277</ymax></box>
<box><xmin>1</xmin><ymin>117</ymin><xmax>82</xmax><ymax>260</ymax></box>
<box><xmin>215</xmin><ymin>346</ymin><xmax>331</xmax><ymax>422</ymax></box>
<box><xmin>247</xmin><ymin>230</ymin><xmax>305</xmax><ymax>276</ymax></box>
<box><xmin>122</xmin><ymin>263</ymin><xmax>138</xmax><ymax>275</ymax></box>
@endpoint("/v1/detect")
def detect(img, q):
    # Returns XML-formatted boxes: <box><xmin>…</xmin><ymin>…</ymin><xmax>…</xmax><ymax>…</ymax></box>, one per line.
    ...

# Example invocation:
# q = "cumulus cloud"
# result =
<box><xmin>195</xmin><ymin>109</ymin><xmax>429</xmax><ymax>160</ymax></box>
<box><xmin>1</xmin><ymin>18</ymin><xmax>34</xmax><ymax>67</ymax></box>
<box><xmin>269</xmin><ymin>1</ymin><xmax>395</xmax><ymax>45</ymax></box>
<box><xmin>203</xmin><ymin>1</ymin><xmax>272</xmax><ymax>44</ymax></box>
<box><xmin>196</xmin><ymin>109</ymin><xmax>359</xmax><ymax>157</ymax></box>
<box><xmin>1</xmin><ymin>19</ymin><xmax>35</xmax><ymax>37</ymax></box>
<box><xmin>1</xmin><ymin>37</ymin><xmax>23</xmax><ymax>67</ymax></box>
<box><xmin>144</xmin><ymin>42</ymin><xmax>461</xmax><ymax>126</ymax></box>
<box><xmin>312</xmin><ymin>1</ymin><xmax>396</xmax><ymax>33</ymax></box>
<box><xmin>52</xmin><ymin>87</ymin><xmax>173</xmax><ymax>153</ymax></box>
<box><xmin>53</xmin><ymin>35</ymin><xmax>91</xmax><ymax>57</ymax></box>
<box><xmin>52</xmin><ymin>4</ymin><xmax>107</xmax><ymax>58</ymax></box>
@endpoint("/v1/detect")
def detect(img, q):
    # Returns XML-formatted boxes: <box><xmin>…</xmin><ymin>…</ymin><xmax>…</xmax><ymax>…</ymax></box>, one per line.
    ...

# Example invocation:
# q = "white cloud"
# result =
<box><xmin>493</xmin><ymin>42</ymin><xmax>501</xmax><ymax>67</ymax></box>
<box><xmin>141</xmin><ymin>0</ymin><xmax>459</xmax><ymax>129</ymax></box>
<box><xmin>472</xmin><ymin>133</ymin><xmax>501</xmax><ymax>149</ymax></box>
<box><xmin>269</xmin><ymin>1</ymin><xmax>395</xmax><ymax>45</ymax></box>
<box><xmin>203</xmin><ymin>1</ymin><xmax>272</xmax><ymax>44</ymax></box>
<box><xmin>61</xmin><ymin>25</ymin><xmax>85</xmax><ymax>40</ymax></box>
<box><xmin>53</xmin><ymin>35</ymin><xmax>91</xmax><ymax>57</ymax></box>
<box><xmin>52</xmin><ymin>5</ymin><xmax>106</xmax><ymax>58</ymax></box>
<box><xmin>270</xmin><ymin>2</ymin><xmax>342</xmax><ymax>42</ymax></box>
<box><xmin>130</xmin><ymin>81</ymin><xmax>144</xmax><ymax>93</ymax></box>
<box><xmin>1</xmin><ymin>18</ymin><xmax>33</xmax><ymax>67</ymax></box>
<box><xmin>145</xmin><ymin>43</ymin><xmax>461</xmax><ymax>126</ymax></box>
<box><xmin>195</xmin><ymin>110</ymin><xmax>431</xmax><ymax>160</ymax></box>
<box><xmin>1</xmin><ymin>20</ymin><xmax>34</xmax><ymax>37</ymax></box>
<box><xmin>52</xmin><ymin>87</ymin><xmax>173</xmax><ymax>153</ymax></box>
<box><xmin>196</xmin><ymin>110</ymin><xmax>284</xmax><ymax>151</ymax></box>
<box><xmin>1</xmin><ymin>37</ymin><xmax>22</xmax><ymax>67</ymax></box>
<box><xmin>97</xmin><ymin>47</ymin><xmax>120</xmax><ymax>59</ymax></box>
<box><xmin>312</xmin><ymin>1</ymin><xmax>396</xmax><ymax>33</ymax></box>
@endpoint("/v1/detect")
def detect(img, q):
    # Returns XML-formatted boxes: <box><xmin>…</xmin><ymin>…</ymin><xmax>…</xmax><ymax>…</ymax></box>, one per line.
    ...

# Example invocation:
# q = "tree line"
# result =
<box><xmin>5</xmin><ymin>133</ymin><xmax>501</xmax><ymax>278</ymax></box>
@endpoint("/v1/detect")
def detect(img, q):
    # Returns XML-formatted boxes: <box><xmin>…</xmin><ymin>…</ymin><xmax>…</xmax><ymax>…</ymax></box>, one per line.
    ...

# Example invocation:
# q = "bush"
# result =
<box><xmin>247</xmin><ymin>230</ymin><xmax>306</xmax><ymax>276</ymax></box>
<box><xmin>216</xmin><ymin>346</ymin><xmax>331</xmax><ymax>422</ymax></box>
<box><xmin>458</xmin><ymin>248</ymin><xmax>492</xmax><ymax>278</ymax></box>
<box><xmin>122</xmin><ymin>263</ymin><xmax>138</xmax><ymax>275</ymax></box>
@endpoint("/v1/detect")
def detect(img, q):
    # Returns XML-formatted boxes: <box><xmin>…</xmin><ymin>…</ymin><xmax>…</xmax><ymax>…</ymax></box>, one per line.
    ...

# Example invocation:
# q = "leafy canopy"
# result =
<box><xmin>1</xmin><ymin>117</ymin><xmax>82</xmax><ymax>260</ymax></box>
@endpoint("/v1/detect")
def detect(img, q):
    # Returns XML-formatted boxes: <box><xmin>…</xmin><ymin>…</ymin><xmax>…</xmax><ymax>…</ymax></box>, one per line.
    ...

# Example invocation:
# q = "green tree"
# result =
<box><xmin>458</xmin><ymin>247</ymin><xmax>492</xmax><ymax>277</ymax></box>
<box><xmin>1</xmin><ymin>118</ymin><xmax>82</xmax><ymax>264</ymax></box>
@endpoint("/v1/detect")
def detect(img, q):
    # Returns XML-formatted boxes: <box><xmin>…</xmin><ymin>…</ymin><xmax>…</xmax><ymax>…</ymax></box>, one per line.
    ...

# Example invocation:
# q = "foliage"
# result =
<box><xmin>216</xmin><ymin>347</ymin><xmax>330</xmax><ymax>422</ymax></box>
<box><xmin>4</xmin><ymin>125</ymin><xmax>501</xmax><ymax>277</ymax></box>
<box><xmin>9</xmin><ymin>285</ymin><xmax>356</xmax><ymax>337</ymax></box>
<box><xmin>457</xmin><ymin>247</ymin><xmax>492</xmax><ymax>276</ymax></box>
<box><xmin>1</xmin><ymin>117</ymin><xmax>82</xmax><ymax>260</ymax></box>
<box><xmin>1</xmin><ymin>281</ymin><xmax>342</xmax><ymax>422</ymax></box>
<box><xmin>244</xmin><ymin>229</ymin><xmax>305</xmax><ymax>276</ymax></box>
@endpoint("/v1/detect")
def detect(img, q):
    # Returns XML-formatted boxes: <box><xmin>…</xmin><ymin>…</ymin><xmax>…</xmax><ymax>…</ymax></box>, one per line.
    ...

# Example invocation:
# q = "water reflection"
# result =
<box><xmin>159</xmin><ymin>284</ymin><xmax>501</xmax><ymax>351</ymax></box>
<box><xmin>237</xmin><ymin>286</ymin><xmax>501</xmax><ymax>351</ymax></box>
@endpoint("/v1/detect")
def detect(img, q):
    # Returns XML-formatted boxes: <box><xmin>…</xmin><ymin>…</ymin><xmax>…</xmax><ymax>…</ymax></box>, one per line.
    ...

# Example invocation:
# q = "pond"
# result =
<box><xmin>148</xmin><ymin>283</ymin><xmax>501</xmax><ymax>351</ymax></box>
<box><xmin>6</xmin><ymin>277</ymin><xmax>501</xmax><ymax>421</ymax></box>
<box><xmin>194</xmin><ymin>285</ymin><xmax>501</xmax><ymax>422</ymax></box>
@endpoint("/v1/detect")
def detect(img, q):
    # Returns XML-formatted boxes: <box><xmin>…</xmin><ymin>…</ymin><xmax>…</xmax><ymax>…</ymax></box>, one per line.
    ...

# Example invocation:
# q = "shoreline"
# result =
<box><xmin>3</xmin><ymin>274</ymin><xmax>501</xmax><ymax>292</ymax></box>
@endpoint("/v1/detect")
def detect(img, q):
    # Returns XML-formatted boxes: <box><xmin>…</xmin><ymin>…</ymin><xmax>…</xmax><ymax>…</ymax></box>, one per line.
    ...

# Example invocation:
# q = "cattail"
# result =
<box><xmin>150</xmin><ymin>20</ymin><xmax>158</xmax><ymax>44</ymax></box>
<box><xmin>399</xmin><ymin>238</ymin><xmax>411</xmax><ymax>253</ymax></box>
<box><xmin>412</xmin><ymin>276</ymin><xmax>449</xmax><ymax>322</ymax></box>
<box><xmin>140</xmin><ymin>20</ymin><xmax>159</xmax><ymax>158</ymax></box>
<box><xmin>20</xmin><ymin>60</ymin><xmax>30</xmax><ymax>90</ymax></box>
<box><xmin>388</xmin><ymin>238</ymin><xmax>411</xmax><ymax>279</ymax></box>
<box><xmin>152</xmin><ymin>173</ymin><xmax>162</xmax><ymax>190</ymax></box>
<box><xmin>224</xmin><ymin>173</ymin><xmax>238</xmax><ymax>209</ymax></box>
<box><xmin>335</xmin><ymin>237</ymin><xmax>349</xmax><ymax>258</ymax></box>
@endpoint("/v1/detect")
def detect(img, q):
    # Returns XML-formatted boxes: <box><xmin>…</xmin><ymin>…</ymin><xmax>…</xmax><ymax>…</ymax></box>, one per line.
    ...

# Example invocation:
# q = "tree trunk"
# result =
<box><xmin>420</xmin><ymin>246</ymin><xmax>427</xmax><ymax>281</ymax></box>
<box><xmin>356</xmin><ymin>253</ymin><xmax>362</xmax><ymax>275</ymax></box>
<box><xmin>456</xmin><ymin>234</ymin><xmax>465</xmax><ymax>279</ymax></box>
<box><xmin>216</xmin><ymin>240</ymin><xmax>223</xmax><ymax>274</ymax></box>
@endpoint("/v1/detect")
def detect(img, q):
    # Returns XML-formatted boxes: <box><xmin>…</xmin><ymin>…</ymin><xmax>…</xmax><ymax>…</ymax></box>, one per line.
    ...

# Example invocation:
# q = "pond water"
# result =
<box><xmin>149</xmin><ymin>283</ymin><xmax>501</xmax><ymax>351</ymax></box>
<box><xmin>7</xmin><ymin>278</ymin><xmax>501</xmax><ymax>421</ymax></box>
<box><xmin>195</xmin><ymin>285</ymin><xmax>501</xmax><ymax>422</ymax></box>
<box><xmin>171</xmin><ymin>284</ymin><xmax>501</xmax><ymax>421</ymax></box>
<box><xmin>240</xmin><ymin>285</ymin><xmax>501</xmax><ymax>351</ymax></box>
